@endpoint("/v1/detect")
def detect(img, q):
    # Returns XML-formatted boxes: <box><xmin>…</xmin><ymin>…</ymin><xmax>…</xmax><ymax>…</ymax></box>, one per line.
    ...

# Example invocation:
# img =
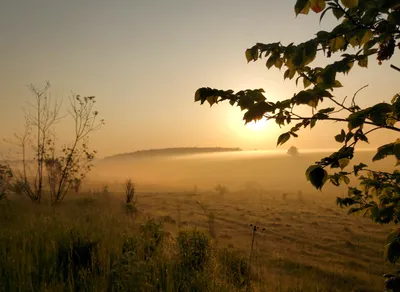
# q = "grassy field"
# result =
<box><xmin>0</xmin><ymin>150</ymin><xmax>397</xmax><ymax>291</ymax></box>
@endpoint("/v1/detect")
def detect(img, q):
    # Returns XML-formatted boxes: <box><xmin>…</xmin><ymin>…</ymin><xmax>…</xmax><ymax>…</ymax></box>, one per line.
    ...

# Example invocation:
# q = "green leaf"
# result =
<box><xmin>348</xmin><ymin>109</ymin><xmax>369</xmax><ymax>130</ymax></box>
<box><xmin>338</xmin><ymin>158</ymin><xmax>350</xmax><ymax>170</ymax></box>
<box><xmin>358</xmin><ymin>56</ymin><xmax>368</xmax><ymax>68</ymax></box>
<box><xmin>206</xmin><ymin>96</ymin><xmax>218</xmax><ymax>106</ymax></box>
<box><xmin>303</xmin><ymin>77</ymin><xmax>312</xmax><ymax>88</ymax></box>
<box><xmin>267</xmin><ymin>54</ymin><xmax>279</xmax><ymax>69</ymax></box>
<box><xmin>243</xmin><ymin>102</ymin><xmax>273</xmax><ymax>123</ymax></box>
<box><xmin>345</xmin><ymin>132</ymin><xmax>354</xmax><ymax>143</ymax></box>
<box><xmin>306</xmin><ymin>165</ymin><xmax>319</xmax><ymax>180</ymax></box>
<box><xmin>372</xmin><ymin>143</ymin><xmax>395</xmax><ymax>162</ymax></box>
<box><xmin>341</xmin><ymin>0</ymin><xmax>358</xmax><ymax>9</ymax></box>
<box><xmin>333</xmin><ymin>80</ymin><xmax>343</xmax><ymax>87</ymax></box>
<box><xmin>293</xmin><ymin>90</ymin><xmax>314</xmax><ymax>105</ymax></box>
<box><xmin>321</xmin><ymin>65</ymin><xmax>336</xmax><ymax>88</ymax></box>
<box><xmin>245</xmin><ymin>48</ymin><xmax>255</xmax><ymax>63</ymax></box>
<box><xmin>277</xmin><ymin>133</ymin><xmax>291</xmax><ymax>146</ymax></box>
<box><xmin>284</xmin><ymin>69</ymin><xmax>291</xmax><ymax>80</ymax></box>
<box><xmin>304</xmin><ymin>40</ymin><xmax>318</xmax><ymax>65</ymax></box>
<box><xmin>310</xmin><ymin>118</ymin><xmax>317</xmax><ymax>129</ymax></box>
<box><xmin>360</xmin><ymin>30</ymin><xmax>373</xmax><ymax>46</ymax></box>
<box><xmin>332</xmin><ymin>8</ymin><xmax>345</xmax><ymax>19</ymax></box>
<box><xmin>335</xmin><ymin>129</ymin><xmax>346</xmax><ymax>143</ymax></box>
<box><xmin>353</xmin><ymin>163</ymin><xmax>367</xmax><ymax>175</ymax></box>
<box><xmin>329</xmin><ymin>36</ymin><xmax>346</xmax><ymax>52</ymax></box>
<box><xmin>354</xmin><ymin>129</ymin><xmax>369</xmax><ymax>143</ymax></box>
<box><xmin>394</xmin><ymin>139</ymin><xmax>400</xmax><ymax>160</ymax></box>
<box><xmin>306</xmin><ymin>165</ymin><xmax>328</xmax><ymax>190</ymax></box>
<box><xmin>295</xmin><ymin>0</ymin><xmax>310</xmax><ymax>15</ymax></box>
<box><xmin>275</xmin><ymin>58</ymin><xmax>283</xmax><ymax>69</ymax></box>
<box><xmin>316</xmin><ymin>30</ymin><xmax>330</xmax><ymax>41</ymax></box>
<box><xmin>237</xmin><ymin>95</ymin><xmax>254</xmax><ymax>111</ymax></box>
<box><xmin>293</xmin><ymin>47</ymin><xmax>305</xmax><ymax>67</ymax></box>
<box><xmin>389</xmin><ymin>10</ymin><xmax>400</xmax><ymax>24</ymax></box>
<box><xmin>387</xmin><ymin>229</ymin><xmax>400</xmax><ymax>245</ymax></box>
<box><xmin>367</xmin><ymin>103</ymin><xmax>393</xmax><ymax>126</ymax></box>
<box><xmin>310</xmin><ymin>0</ymin><xmax>326</xmax><ymax>13</ymax></box>
<box><xmin>386</xmin><ymin>239</ymin><xmax>400</xmax><ymax>264</ymax></box>
<box><xmin>342</xmin><ymin>175</ymin><xmax>350</xmax><ymax>185</ymax></box>
<box><xmin>194</xmin><ymin>89</ymin><xmax>202</xmax><ymax>102</ymax></box>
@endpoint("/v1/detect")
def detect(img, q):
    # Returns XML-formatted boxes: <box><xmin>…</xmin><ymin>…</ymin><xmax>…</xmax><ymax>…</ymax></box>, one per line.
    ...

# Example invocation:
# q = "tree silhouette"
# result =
<box><xmin>287</xmin><ymin>146</ymin><xmax>299</xmax><ymax>156</ymax></box>
<box><xmin>193</xmin><ymin>0</ymin><xmax>400</xmax><ymax>285</ymax></box>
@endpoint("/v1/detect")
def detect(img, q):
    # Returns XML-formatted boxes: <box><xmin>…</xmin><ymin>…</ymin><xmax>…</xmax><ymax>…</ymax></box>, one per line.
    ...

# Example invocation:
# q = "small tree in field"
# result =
<box><xmin>194</xmin><ymin>0</ymin><xmax>400</xmax><ymax>285</ymax></box>
<box><xmin>287</xmin><ymin>146</ymin><xmax>299</xmax><ymax>156</ymax></box>
<box><xmin>5</xmin><ymin>82</ymin><xmax>104</xmax><ymax>205</ymax></box>
<box><xmin>214</xmin><ymin>184</ymin><xmax>229</xmax><ymax>196</ymax></box>
<box><xmin>125</xmin><ymin>179</ymin><xmax>136</xmax><ymax>204</ymax></box>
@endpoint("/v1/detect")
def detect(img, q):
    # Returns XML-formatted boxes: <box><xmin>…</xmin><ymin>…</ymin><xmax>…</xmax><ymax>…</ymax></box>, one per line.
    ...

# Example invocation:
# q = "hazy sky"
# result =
<box><xmin>1</xmin><ymin>0</ymin><xmax>399</xmax><ymax>157</ymax></box>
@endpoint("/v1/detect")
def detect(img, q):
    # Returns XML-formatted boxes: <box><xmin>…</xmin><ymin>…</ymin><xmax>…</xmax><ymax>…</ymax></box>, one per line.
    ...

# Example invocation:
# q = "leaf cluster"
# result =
<box><xmin>194</xmin><ymin>0</ymin><xmax>400</xmax><ymax>276</ymax></box>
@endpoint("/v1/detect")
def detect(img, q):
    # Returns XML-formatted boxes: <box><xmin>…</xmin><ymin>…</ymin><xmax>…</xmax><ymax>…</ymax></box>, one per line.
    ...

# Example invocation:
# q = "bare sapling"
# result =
<box><xmin>47</xmin><ymin>94</ymin><xmax>104</xmax><ymax>205</ymax></box>
<box><xmin>5</xmin><ymin>82</ymin><xmax>104</xmax><ymax>205</ymax></box>
<box><xmin>6</xmin><ymin>82</ymin><xmax>62</xmax><ymax>203</ymax></box>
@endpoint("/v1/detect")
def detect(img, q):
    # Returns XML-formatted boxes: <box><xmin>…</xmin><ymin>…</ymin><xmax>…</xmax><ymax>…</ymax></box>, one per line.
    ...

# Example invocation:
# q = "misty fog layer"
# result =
<box><xmin>88</xmin><ymin>150</ymin><xmax>396</xmax><ymax>195</ymax></box>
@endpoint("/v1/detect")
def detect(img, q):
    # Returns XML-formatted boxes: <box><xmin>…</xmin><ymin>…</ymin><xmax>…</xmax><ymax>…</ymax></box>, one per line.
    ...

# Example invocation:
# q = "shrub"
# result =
<box><xmin>122</xmin><ymin>235</ymin><xmax>139</xmax><ymax>255</ymax></box>
<box><xmin>56</xmin><ymin>228</ymin><xmax>99</xmax><ymax>283</ymax></box>
<box><xmin>108</xmin><ymin>249</ymin><xmax>153</xmax><ymax>292</ymax></box>
<box><xmin>177</xmin><ymin>229</ymin><xmax>211</xmax><ymax>273</ymax></box>
<box><xmin>124</xmin><ymin>179</ymin><xmax>136</xmax><ymax>204</ymax></box>
<box><xmin>215</xmin><ymin>184</ymin><xmax>229</xmax><ymax>196</ymax></box>
<box><xmin>140</xmin><ymin>219</ymin><xmax>164</xmax><ymax>260</ymax></box>
<box><xmin>218</xmin><ymin>247</ymin><xmax>250</xmax><ymax>289</ymax></box>
<box><xmin>125</xmin><ymin>202</ymin><xmax>137</xmax><ymax>215</ymax></box>
<box><xmin>109</xmin><ymin>226</ymin><xmax>169</xmax><ymax>292</ymax></box>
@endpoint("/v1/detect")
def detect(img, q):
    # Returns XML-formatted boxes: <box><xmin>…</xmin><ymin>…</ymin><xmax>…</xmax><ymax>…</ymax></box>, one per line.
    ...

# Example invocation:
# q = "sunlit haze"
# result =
<box><xmin>1</xmin><ymin>0</ymin><xmax>399</xmax><ymax>157</ymax></box>
<box><xmin>1</xmin><ymin>2</ymin><xmax>400</xmax><ymax>290</ymax></box>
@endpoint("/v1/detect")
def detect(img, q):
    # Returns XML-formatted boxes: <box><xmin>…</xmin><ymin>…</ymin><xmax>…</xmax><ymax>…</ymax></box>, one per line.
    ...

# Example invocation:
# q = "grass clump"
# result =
<box><xmin>124</xmin><ymin>179</ymin><xmax>137</xmax><ymax>216</ymax></box>
<box><xmin>177</xmin><ymin>229</ymin><xmax>211</xmax><ymax>273</ymax></box>
<box><xmin>218</xmin><ymin>247</ymin><xmax>250</xmax><ymax>289</ymax></box>
<box><xmin>56</xmin><ymin>228</ymin><xmax>100</xmax><ymax>288</ymax></box>
<box><xmin>125</xmin><ymin>179</ymin><xmax>136</xmax><ymax>204</ymax></box>
<box><xmin>175</xmin><ymin>229</ymin><xmax>214</xmax><ymax>291</ymax></box>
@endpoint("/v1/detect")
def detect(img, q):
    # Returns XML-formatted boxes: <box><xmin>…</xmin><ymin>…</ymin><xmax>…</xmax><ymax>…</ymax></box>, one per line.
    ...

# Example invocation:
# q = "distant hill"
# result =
<box><xmin>103</xmin><ymin>147</ymin><xmax>242</xmax><ymax>160</ymax></box>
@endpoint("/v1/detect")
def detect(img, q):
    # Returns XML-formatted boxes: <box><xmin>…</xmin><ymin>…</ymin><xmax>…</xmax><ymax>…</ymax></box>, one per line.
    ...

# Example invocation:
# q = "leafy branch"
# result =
<box><xmin>193</xmin><ymin>0</ymin><xmax>400</xmax><ymax>284</ymax></box>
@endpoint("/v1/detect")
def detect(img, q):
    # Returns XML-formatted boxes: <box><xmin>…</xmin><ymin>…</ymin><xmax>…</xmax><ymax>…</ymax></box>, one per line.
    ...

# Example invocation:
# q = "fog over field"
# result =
<box><xmin>88</xmin><ymin>149</ymin><xmax>395</xmax><ymax>195</ymax></box>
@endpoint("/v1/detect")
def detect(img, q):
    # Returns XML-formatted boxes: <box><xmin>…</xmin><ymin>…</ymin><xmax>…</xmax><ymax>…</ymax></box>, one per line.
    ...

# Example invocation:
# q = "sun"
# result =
<box><xmin>225</xmin><ymin>107</ymin><xmax>276</xmax><ymax>142</ymax></box>
<box><xmin>245</xmin><ymin>119</ymin><xmax>268</xmax><ymax>131</ymax></box>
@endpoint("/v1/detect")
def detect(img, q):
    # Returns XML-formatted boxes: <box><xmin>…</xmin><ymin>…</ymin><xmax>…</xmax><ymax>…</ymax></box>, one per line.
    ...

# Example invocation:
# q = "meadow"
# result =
<box><xmin>0</xmin><ymin>150</ymin><xmax>397</xmax><ymax>291</ymax></box>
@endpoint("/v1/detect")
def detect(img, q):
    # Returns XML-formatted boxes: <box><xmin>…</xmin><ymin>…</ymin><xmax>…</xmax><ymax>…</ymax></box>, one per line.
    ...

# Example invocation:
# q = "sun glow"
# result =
<box><xmin>245</xmin><ymin>119</ymin><xmax>268</xmax><ymax>131</ymax></box>
<box><xmin>225</xmin><ymin>108</ymin><xmax>276</xmax><ymax>145</ymax></box>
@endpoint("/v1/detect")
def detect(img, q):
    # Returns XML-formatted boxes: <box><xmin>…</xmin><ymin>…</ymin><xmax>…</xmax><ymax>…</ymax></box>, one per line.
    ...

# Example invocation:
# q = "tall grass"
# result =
<box><xmin>0</xmin><ymin>195</ymin><xmax>249</xmax><ymax>292</ymax></box>
<box><xmin>0</xmin><ymin>190</ymin><xmax>388</xmax><ymax>292</ymax></box>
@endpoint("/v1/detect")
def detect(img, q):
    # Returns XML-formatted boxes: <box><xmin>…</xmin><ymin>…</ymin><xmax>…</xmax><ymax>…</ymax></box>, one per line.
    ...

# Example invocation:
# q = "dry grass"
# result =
<box><xmin>134</xmin><ymin>188</ymin><xmax>393</xmax><ymax>291</ymax></box>
<box><xmin>1</xmin><ymin>151</ymin><xmax>396</xmax><ymax>291</ymax></box>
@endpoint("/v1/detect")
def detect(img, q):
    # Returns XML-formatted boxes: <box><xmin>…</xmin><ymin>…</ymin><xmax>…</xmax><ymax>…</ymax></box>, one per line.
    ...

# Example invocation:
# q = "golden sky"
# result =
<box><xmin>0</xmin><ymin>0</ymin><xmax>399</xmax><ymax>157</ymax></box>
